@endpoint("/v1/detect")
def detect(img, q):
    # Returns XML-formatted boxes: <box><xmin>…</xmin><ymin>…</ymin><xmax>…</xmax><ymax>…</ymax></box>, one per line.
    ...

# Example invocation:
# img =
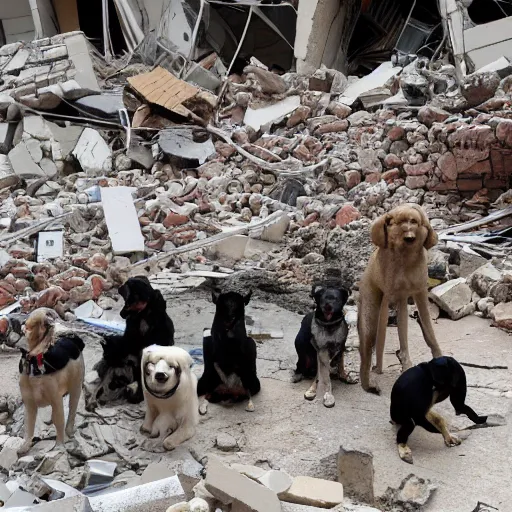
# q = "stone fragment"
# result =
<box><xmin>255</xmin><ymin>211</ymin><xmax>290</xmax><ymax>242</ymax></box>
<box><xmin>89</xmin><ymin>476</ymin><xmax>186</xmax><ymax>512</ymax></box>
<box><xmin>337</xmin><ymin>445</ymin><xmax>374</xmax><ymax>504</ymax></box>
<box><xmin>461</xmin><ymin>71</ymin><xmax>500</xmax><ymax>107</ymax></box>
<box><xmin>281</xmin><ymin>476</ymin><xmax>343</xmax><ymax>508</ymax></box>
<box><xmin>437</xmin><ymin>152</ymin><xmax>457</xmax><ymax>181</ymax></box>
<box><xmin>430</xmin><ymin>278</ymin><xmax>474</xmax><ymax>320</ymax></box>
<box><xmin>490</xmin><ymin>302</ymin><xmax>512</xmax><ymax>330</ymax></box>
<box><xmin>73</xmin><ymin>128</ymin><xmax>112</xmax><ymax>175</ymax></box>
<box><xmin>8</xmin><ymin>142</ymin><xmax>47</xmax><ymax>178</ymax></box>
<box><xmin>216</xmin><ymin>433</ymin><xmax>238</xmax><ymax>452</ymax></box>
<box><xmin>159</xmin><ymin>127</ymin><xmax>215</xmax><ymax>166</ymax></box>
<box><xmin>258</xmin><ymin>470</ymin><xmax>293</xmax><ymax>497</ymax></box>
<box><xmin>244</xmin><ymin>65</ymin><xmax>288</xmax><ymax>94</ymax></box>
<box><xmin>459</xmin><ymin>247</ymin><xmax>488</xmax><ymax>278</ymax></box>
<box><xmin>287</xmin><ymin>106</ymin><xmax>311</xmax><ymax>128</ymax></box>
<box><xmin>231</xmin><ymin>463</ymin><xmax>267</xmax><ymax>481</ymax></box>
<box><xmin>392</xmin><ymin>474</ymin><xmax>437</xmax><ymax>509</ymax></box>
<box><xmin>326</xmin><ymin>102</ymin><xmax>352</xmax><ymax>119</ymax></box>
<box><xmin>468</xmin><ymin>263</ymin><xmax>502</xmax><ymax>297</ymax></box>
<box><xmin>205</xmin><ymin>456</ymin><xmax>281</xmax><ymax>512</ymax></box>
<box><xmin>344</xmin><ymin>170</ymin><xmax>361</xmax><ymax>189</ymax></box>
<box><xmin>4</xmin><ymin>50</ymin><xmax>30</xmax><ymax>73</ymax></box>
<box><xmin>417</xmin><ymin>105</ymin><xmax>450</xmax><ymax>127</ymax></box>
<box><xmin>210</xmin><ymin>235</ymin><xmax>249</xmax><ymax>261</ymax></box>
<box><xmin>404</xmin><ymin>161</ymin><xmax>433</xmax><ymax>176</ymax></box>
<box><xmin>405</xmin><ymin>175</ymin><xmax>427</xmax><ymax>189</ymax></box>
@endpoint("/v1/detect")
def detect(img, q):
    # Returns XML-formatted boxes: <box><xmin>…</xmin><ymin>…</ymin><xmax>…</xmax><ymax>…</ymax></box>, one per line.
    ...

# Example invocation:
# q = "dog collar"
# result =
<box><xmin>314</xmin><ymin>316</ymin><xmax>344</xmax><ymax>328</ymax></box>
<box><xmin>143</xmin><ymin>365</ymin><xmax>182</xmax><ymax>400</ymax></box>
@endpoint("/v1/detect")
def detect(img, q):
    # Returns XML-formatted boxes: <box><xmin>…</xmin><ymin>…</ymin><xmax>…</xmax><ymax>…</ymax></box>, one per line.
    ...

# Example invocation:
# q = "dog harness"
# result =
<box><xmin>19</xmin><ymin>335</ymin><xmax>85</xmax><ymax>377</ymax></box>
<box><xmin>143</xmin><ymin>364</ymin><xmax>182</xmax><ymax>399</ymax></box>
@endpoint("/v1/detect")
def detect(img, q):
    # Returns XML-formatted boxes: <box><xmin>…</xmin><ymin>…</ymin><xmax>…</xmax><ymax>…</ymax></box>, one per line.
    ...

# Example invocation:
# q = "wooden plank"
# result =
<box><xmin>127</xmin><ymin>67</ymin><xmax>198</xmax><ymax>112</ymax></box>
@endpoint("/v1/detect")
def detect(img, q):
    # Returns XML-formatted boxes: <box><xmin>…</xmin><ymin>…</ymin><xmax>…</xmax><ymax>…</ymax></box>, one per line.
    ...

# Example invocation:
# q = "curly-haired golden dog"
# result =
<box><xmin>358</xmin><ymin>204</ymin><xmax>443</xmax><ymax>394</ymax></box>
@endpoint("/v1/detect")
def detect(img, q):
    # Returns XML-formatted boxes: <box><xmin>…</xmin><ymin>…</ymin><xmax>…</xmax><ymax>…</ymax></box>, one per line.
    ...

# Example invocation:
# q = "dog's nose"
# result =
<box><xmin>404</xmin><ymin>236</ymin><xmax>416</xmax><ymax>244</ymax></box>
<box><xmin>155</xmin><ymin>372</ymin><xmax>169</xmax><ymax>383</ymax></box>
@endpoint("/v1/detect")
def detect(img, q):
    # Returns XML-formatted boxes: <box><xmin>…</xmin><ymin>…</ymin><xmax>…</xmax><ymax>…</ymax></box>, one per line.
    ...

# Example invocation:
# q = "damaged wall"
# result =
<box><xmin>0</xmin><ymin>1</ymin><xmax>35</xmax><ymax>44</ymax></box>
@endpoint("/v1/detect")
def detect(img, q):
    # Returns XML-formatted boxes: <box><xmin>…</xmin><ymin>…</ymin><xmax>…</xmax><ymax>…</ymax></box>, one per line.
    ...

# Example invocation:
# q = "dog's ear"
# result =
<box><xmin>339</xmin><ymin>288</ymin><xmax>350</xmax><ymax>307</ymax></box>
<box><xmin>370</xmin><ymin>213</ymin><xmax>390</xmax><ymax>248</ymax></box>
<box><xmin>409</xmin><ymin>204</ymin><xmax>438</xmax><ymax>249</ymax></box>
<box><xmin>212</xmin><ymin>289</ymin><xmax>220</xmax><ymax>304</ymax></box>
<box><xmin>310</xmin><ymin>284</ymin><xmax>324</xmax><ymax>301</ymax></box>
<box><xmin>244</xmin><ymin>290</ymin><xmax>252</xmax><ymax>305</ymax></box>
<box><xmin>135</xmin><ymin>276</ymin><xmax>151</xmax><ymax>285</ymax></box>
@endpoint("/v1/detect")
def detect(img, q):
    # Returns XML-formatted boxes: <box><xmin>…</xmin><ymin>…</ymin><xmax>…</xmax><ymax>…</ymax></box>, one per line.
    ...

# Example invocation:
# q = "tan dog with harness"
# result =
<box><xmin>18</xmin><ymin>308</ymin><xmax>85</xmax><ymax>455</ymax></box>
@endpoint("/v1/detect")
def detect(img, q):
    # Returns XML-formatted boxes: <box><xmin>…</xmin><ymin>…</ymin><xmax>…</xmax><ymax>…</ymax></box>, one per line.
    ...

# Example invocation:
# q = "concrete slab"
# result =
<box><xmin>8</xmin><ymin>142</ymin><xmax>46</xmax><ymax>178</ymax></box>
<box><xmin>100</xmin><ymin>186</ymin><xmax>145</xmax><ymax>254</ymax></box>
<box><xmin>244</xmin><ymin>96</ymin><xmax>301</xmax><ymax>132</ymax></box>
<box><xmin>158</xmin><ymin>127</ymin><xmax>216</xmax><ymax>166</ymax></box>
<box><xmin>64</xmin><ymin>33</ymin><xmax>100</xmax><ymax>92</ymax></box>
<box><xmin>47</xmin><ymin>121</ymin><xmax>83</xmax><ymax>158</ymax></box>
<box><xmin>3</xmin><ymin>49</ymin><xmax>30</xmax><ymax>73</ymax></box>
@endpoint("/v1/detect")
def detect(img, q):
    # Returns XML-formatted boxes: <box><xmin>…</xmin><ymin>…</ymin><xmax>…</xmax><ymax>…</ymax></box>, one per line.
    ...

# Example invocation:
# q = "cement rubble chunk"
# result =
<box><xmin>231</xmin><ymin>463</ymin><xmax>267</xmax><ymax>481</ymax></box>
<box><xmin>459</xmin><ymin>246</ymin><xmax>488</xmax><ymax>278</ymax></box>
<box><xmin>73</xmin><ymin>128</ymin><xmax>112</xmax><ymax>176</ymax></box>
<box><xmin>430</xmin><ymin>278</ymin><xmax>475</xmax><ymax>320</ymax></box>
<box><xmin>159</xmin><ymin>128</ymin><xmax>216</xmax><ymax>166</ymax></box>
<box><xmin>4</xmin><ymin>50</ymin><xmax>30</xmax><ymax>73</ymax></box>
<box><xmin>490</xmin><ymin>302</ymin><xmax>512</xmax><ymax>330</ymax></box>
<box><xmin>8</xmin><ymin>142</ymin><xmax>47</xmax><ymax>178</ymax></box>
<box><xmin>467</xmin><ymin>263</ymin><xmax>503</xmax><ymax>297</ymax></box>
<box><xmin>205</xmin><ymin>456</ymin><xmax>281</xmax><ymax>512</ymax></box>
<box><xmin>89</xmin><ymin>475</ymin><xmax>186</xmax><ymax>512</ymax></box>
<box><xmin>258</xmin><ymin>470</ymin><xmax>293</xmax><ymax>497</ymax></box>
<box><xmin>216</xmin><ymin>432</ymin><xmax>238</xmax><ymax>452</ymax></box>
<box><xmin>338</xmin><ymin>445</ymin><xmax>374</xmax><ymax>504</ymax></box>
<box><xmin>281</xmin><ymin>476</ymin><xmax>343</xmax><ymax>508</ymax></box>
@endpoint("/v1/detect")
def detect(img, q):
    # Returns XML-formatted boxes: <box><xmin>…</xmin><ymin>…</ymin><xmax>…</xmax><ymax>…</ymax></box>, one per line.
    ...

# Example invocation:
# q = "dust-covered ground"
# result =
<box><xmin>1</xmin><ymin>289</ymin><xmax>510</xmax><ymax>511</ymax></box>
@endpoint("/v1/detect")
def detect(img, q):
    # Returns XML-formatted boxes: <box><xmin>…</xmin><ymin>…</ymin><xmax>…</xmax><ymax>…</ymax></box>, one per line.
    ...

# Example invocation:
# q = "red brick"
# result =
<box><xmin>344</xmin><ymin>170</ymin><xmax>361</xmax><ymax>190</ymax></box>
<box><xmin>387</xmin><ymin>126</ymin><xmax>405</xmax><ymax>142</ymax></box>
<box><xmin>163</xmin><ymin>213</ymin><xmax>189</xmax><ymax>228</ymax></box>
<box><xmin>496</xmin><ymin>119</ymin><xmax>512</xmax><ymax>148</ymax></box>
<box><xmin>484</xmin><ymin>177</ymin><xmax>508</xmax><ymax>189</ymax></box>
<box><xmin>384</xmin><ymin>154</ymin><xmax>402</xmax><ymax>168</ymax></box>
<box><xmin>315</xmin><ymin>120</ymin><xmax>349</xmax><ymax>135</ymax></box>
<box><xmin>437</xmin><ymin>152</ymin><xmax>457</xmax><ymax>181</ymax></box>
<box><xmin>404</xmin><ymin>161</ymin><xmax>434</xmax><ymax>176</ymax></box>
<box><xmin>457</xmin><ymin>178</ymin><xmax>483</xmax><ymax>191</ymax></box>
<box><xmin>490</xmin><ymin>146</ymin><xmax>512</xmax><ymax>179</ymax></box>
<box><xmin>335</xmin><ymin>204</ymin><xmax>361</xmax><ymax>227</ymax></box>
<box><xmin>464</xmin><ymin>159</ymin><xmax>492</xmax><ymax>175</ymax></box>
<box><xmin>382</xmin><ymin>169</ymin><xmax>400</xmax><ymax>183</ymax></box>
<box><xmin>365</xmin><ymin>172</ymin><xmax>381</xmax><ymax>184</ymax></box>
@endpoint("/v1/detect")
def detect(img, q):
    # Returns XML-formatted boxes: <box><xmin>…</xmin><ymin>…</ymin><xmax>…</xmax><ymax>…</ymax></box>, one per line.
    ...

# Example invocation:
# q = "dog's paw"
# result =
<box><xmin>140</xmin><ymin>424</ymin><xmax>152</xmax><ymax>435</ymax></box>
<box><xmin>366</xmin><ymin>385</ymin><xmax>381</xmax><ymax>395</ymax></box>
<box><xmin>163</xmin><ymin>439</ymin><xmax>177</xmax><ymax>451</ymax></box>
<box><xmin>323</xmin><ymin>393</ymin><xmax>335</xmax><ymax>408</ymax></box>
<box><xmin>398</xmin><ymin>443</ymin><xmax>413</xmax><ymax>464</ymax></box>
<box><xmin>371</xmin><ymin>365</ymin><xmax>383</xmax><ymax>375</ymax></box>
<box><xmin>199</xmin><ymin>402</ymin><xmax>208</xmax><ymax>416</ymax></box>
<box><xmin>245</xmin><ymin>399</ymin><xmax>255</xmax><ymax>412</ymax></box>
<box><xmin>304</xmin><ymin>389</ymin><xmax>316</xmax><ymax>401</ymax></box>
<box><xmin>149</xmin><ymin>429</ymin><xmax>160</xmax><ymax>439</ymax></box>
<box><xmin>445</xmin><ymin>433</ymin><xmax>461</xmax><ymax>447</ymax></box>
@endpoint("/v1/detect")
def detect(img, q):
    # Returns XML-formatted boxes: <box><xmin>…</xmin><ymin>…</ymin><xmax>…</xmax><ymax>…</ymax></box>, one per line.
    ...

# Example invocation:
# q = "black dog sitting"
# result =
<box><xmin>90</xmin><ymin>276</ymin><xmax>175</xmax><ymax>407</ymax></box>
<box><xmin>293</xmin><ymin>284</ymin><xmax>356</xmax><ymax>408</ymax></box>
<box><xmin>197</xmin><ymin>290</ymin><xmax>260</xmax><ymax>414</ymax></box>
<box><xmin>390</xmin><ymin>356</ymin><xmax>488</xmax><ymax>464</ymax></box>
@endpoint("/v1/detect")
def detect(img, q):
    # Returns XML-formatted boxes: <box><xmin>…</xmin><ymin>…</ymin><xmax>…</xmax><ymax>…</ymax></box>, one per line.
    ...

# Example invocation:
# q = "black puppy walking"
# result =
<box><xmin>390</xmin><ymin>356</ymin><xmax>487</xmax><ymax>464</ymax></box>
<box><xmin>197</xmin><ymin>290</ymin><xmax>260</xmax><ymax>414</ymax></box>
<box><xmin>294</xmin><ymin>284</ymin><xmax>356</xmax><ymax>408</ymax></box>
<box><xmin>99</xmin><ymin>276</ymin><xmax>175</xmax><ymax>404</ymax></box>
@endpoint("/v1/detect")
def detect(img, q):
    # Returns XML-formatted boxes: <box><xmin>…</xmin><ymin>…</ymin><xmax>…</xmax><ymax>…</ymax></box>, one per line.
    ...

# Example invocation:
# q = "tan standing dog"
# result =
<box><xmin>18</xmin><ymin>308</ymin><xmax>85</xmax><ymax>454</ymax></box>
<box><xmin>358</xmin><ymin>204</ymin><xmax>442</xmax><ymax>394</ymax></box>
<box><xmin>141</xmin><ymin>345</ymin><xmax>199</xmax><ymax>451</ymax></box>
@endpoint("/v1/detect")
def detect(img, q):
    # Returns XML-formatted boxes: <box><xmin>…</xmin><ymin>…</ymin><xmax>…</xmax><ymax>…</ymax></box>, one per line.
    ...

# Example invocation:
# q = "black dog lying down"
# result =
<box><xmin>390</xmin><ymin>356</ymin><xmax>487</xmax><ymax>464</ymax></box>
<box><xmin>86</xmin><ymin>276</ymin><xmax>174</xmax><ymax>408</ymax></box>
<box><xmin>197</xmin><ymin>290</ymin><xmax>260</xmax><ymax>414</ymax></box>
<box><xmin>294</xmin><ymin>283</ymin><xmax>356</xmax><ymax>407</ymax></box>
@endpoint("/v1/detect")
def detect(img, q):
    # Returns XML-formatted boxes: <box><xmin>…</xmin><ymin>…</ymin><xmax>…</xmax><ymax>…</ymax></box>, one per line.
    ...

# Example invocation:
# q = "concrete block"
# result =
<box><xmin>89</xmin><ymin>475</ymin><xmax>185</xmax><ymax>512</ymax></box>
<box><xmin>337</xmin><ymin>445</ymin><xmax>374</xmax><ymax>504</ymax></box>
<box><xmin>15</xmin><ymin>494</ymin><xmax>93</xmax><ymax>511</ymax></box>
<box><xmin>244</xmin><ymin>238</ymin><xmax>279</xmax><ymax>259</ymax></box>
<box><xmin>159</xmin><ymin>127</ymin><xmax>216</xmax><ymax>166</ymax></box>
<box><xmin>73</xmin><ymin>128</ymin><xmax>112</xmax><ymax>175</ymax></box>
<box><xmin>459</xmin><ymin>246</ymin><xmax>488</xmax><ymax>278</ymax></box>
<box><xmin>64</xmin><ymin>33</ymin><xmax>100</xmax><ymax>91</ymax></box>
<box><xmin>40</xmin><ymin>45</ymin><xmax>68</xmax><ymax>63</ymax></box>
<box><xmin>430</xmin><ymin>278</ymin><xmax>475</xmax><ymax>320</ymax></box>
<box><xmin>281</xmin><ymin>476</ymin><xmax>343</xmax><ymax>508</ymax></box>
<box><xmin>47</xmin><ymin>121</ymin><xmax>83</xmax><ymax>158</ymax></box>
<box><xmin>491</xmin><ymin>302</ymin><xmax>512</xmax><ymax>330</ymax></box>
<box><xmin>4</xmin><ymin>49</ymin><xmax>30</xmax><ymax>73</ymax></box>
<box><xmin>0</xmin><ymin>42</ymin><xmax>22</xmax><ymax>57</ymax></box>
<box><xmin>8</xmin><ymin>142</ymin><xmax>46</xmax><ymax>178</ymax></box>
<box><xmin>205</xmin><ymin>456</ymin><xmax>281</xmax><ymax>512</ymax></box>
<box><xmin>23</xmin><ymin>115</ymin><xmax>53</xmax><ymax>140</ymax></box>
<box><xmin>252</xmin><ymin>211</ymin><xmax>290</xmax><ymax>243</ymax></box>
<box><xmin>101</xmin><ymin>186</ymin><xmax>145</xmax><ymax>254</ymax></box>
<box><xmin>210</xmin><ymin>235</ymin><xmax>249</xmax><ymax>261</ymax></box>
<box><xmin>0</xmin><ymin>122</ymin><xmax>16</xmax><ymax>154</ymax></box>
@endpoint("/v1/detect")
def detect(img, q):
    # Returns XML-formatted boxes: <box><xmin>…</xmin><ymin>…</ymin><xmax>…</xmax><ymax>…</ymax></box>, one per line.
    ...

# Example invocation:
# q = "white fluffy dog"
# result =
<box><xmin>141</xmin><ymin>345</ymin><xmax>199</xmax><ymax>451</ymax></box>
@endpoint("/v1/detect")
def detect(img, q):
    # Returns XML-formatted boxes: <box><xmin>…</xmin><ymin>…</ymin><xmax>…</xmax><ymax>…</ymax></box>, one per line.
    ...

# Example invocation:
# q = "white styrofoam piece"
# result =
<box><xmin>244</xmin><ymin>95</ymin><xmax>301</xmax><ymax>131</ymax></box>
<box><xmin>100</xmin><ymin>186</ymin><xmax>144</xmax><ymax>254</ymax></box>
